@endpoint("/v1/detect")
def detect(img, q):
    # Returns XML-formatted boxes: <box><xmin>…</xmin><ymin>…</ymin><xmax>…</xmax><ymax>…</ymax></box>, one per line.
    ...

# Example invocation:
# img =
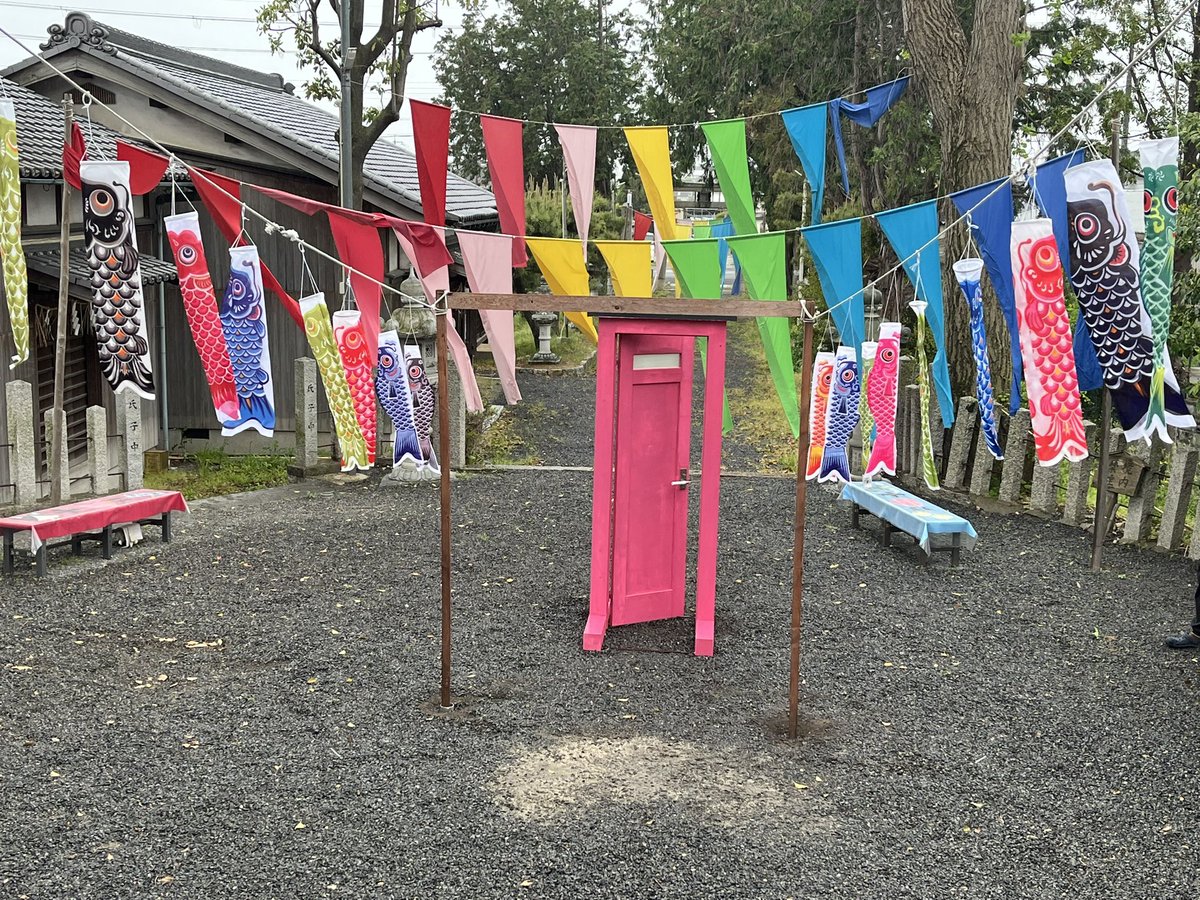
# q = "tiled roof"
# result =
<box><xmin>20</xmin><ymin>13</ymin><xmax>497</xmax><ymax>225</ymax></box>
<box><xmin>26</xmin><ymin>247</ymin><xmax>177</xmax><ymax>287</ymax></box>
<box><xmin>1</xmin><ymin>78</ymin><xmax>123</xmax><ymax>178</ymax></box>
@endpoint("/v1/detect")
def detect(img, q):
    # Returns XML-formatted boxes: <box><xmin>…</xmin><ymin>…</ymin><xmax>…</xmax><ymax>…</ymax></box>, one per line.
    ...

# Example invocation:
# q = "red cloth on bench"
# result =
<box><xmin>0</xmin><ymin>490</ymin><xmax>188</xmax><ymax>552</ymax></box>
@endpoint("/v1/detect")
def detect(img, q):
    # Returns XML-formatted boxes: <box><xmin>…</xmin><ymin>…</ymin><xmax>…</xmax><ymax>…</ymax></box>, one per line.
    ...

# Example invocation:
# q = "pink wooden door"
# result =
<box><xmin>610</xmin><ymin>333</ymin><xmax>694</xmax><ymax>626</ymax></box>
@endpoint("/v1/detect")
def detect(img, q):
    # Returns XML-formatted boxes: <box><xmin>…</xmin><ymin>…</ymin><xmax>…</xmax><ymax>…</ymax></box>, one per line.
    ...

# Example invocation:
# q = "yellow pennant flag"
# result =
<box><xmin>594</xmin><ymin>240</ymin><xmax>652</xmax><ymax>298</ymax></box>
<box><xmin>525</xmin><ymin>237</ymin><xmax>598</xmax><ymax>343</ymax></box>
<box><xmin>625</xmin><ymin>126</ymin><xmax>680</xmax><ymax>242</ymax></box>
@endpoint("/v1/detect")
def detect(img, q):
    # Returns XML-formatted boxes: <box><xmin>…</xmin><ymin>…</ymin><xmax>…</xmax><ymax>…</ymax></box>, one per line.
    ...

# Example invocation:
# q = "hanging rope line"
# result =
<box><xmin>0</xmin><ymin>0</ymin><xmax>1194</xmax><ymax>324</ymax></box>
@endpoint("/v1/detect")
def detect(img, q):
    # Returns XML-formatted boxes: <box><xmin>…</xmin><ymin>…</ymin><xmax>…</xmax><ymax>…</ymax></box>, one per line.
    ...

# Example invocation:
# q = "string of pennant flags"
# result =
<box><xmin>0</xmin><ymin>5</ymin><xmax>1193</xmax><ymax>482</ymax></box>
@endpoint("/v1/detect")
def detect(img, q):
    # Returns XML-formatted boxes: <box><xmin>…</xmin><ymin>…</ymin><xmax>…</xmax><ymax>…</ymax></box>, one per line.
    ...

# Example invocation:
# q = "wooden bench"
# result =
<box><xmin>0</xmin><ymin>489</ymin><xmax>189</xmax><ymax>576</ymax></box>
<box><xmin>839</xmin><ymin>480</ymin><xmax>977</xmax><ymax>566</ymax></box>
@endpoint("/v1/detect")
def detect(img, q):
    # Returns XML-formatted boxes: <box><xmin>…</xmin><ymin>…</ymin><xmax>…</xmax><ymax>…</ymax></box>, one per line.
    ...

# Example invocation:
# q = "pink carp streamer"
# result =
<box><xmin>1011</xmin><ymin>219</ymin><xmax>1089</xmax><ymax>466</ymax></box>
<box><xmin>864</xmin><ymin>322</ymin><xmax>901</xmax><ymax>478</ymax></box>
<box><xmin>333</xmin><ymin>310</ymin><xmax>377</xmax><ymax>466</ymax></box>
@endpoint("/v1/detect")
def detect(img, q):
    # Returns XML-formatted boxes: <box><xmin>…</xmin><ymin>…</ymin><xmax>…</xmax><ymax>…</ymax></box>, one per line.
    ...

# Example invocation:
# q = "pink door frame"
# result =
<box><xmin>610</xmin><ymin>332</ymin><xmax>694</xmax><ymax>626</ymax></box>
<box><xmin>585</xmin><ymin>316</ymin><xmax>728</xmax><ymax>656</ymax></box>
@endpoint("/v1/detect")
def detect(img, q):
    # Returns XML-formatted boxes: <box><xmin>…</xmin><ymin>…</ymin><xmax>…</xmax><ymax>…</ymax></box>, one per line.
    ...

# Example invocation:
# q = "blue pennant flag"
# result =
<box><xmin>830</xmin><ymin>76</ymin><xmax>910</xmax><ymax>196</ymax></box>
<box><xmin>801</xmin><ymin>218</ymin><xmax>864</xmax><ymax>360</ymax></box>
<box><xmin>709</xmin><ymin>218</ymin><xmax>741</xmax><ymax>296</ymax></box>
<box><xmin>1029</xmin><ymin>150</ymin><xmax>1102</xmax><ymax>391</ymax></box>
<box><xmin>876</xmin><ymin>200</ymin><xmax>955</xmax><ymax>426</ymax></box>
<box><xmin>780</xmin><ymin>102</ymin><xmax>827</xmax><ymax>225</ymax></box>
<box><xmin>950</xmin><ymin>178</ymin><xmax>1022</xmax><ymax>412</ymax></box>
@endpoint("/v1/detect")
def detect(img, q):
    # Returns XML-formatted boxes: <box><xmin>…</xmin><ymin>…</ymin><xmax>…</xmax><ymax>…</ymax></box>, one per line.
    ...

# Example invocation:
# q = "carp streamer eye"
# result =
<box><xmin>178</xmin><ymin>245</ymin><xmax>196</xmax><ymax>265</ymax></box>
<box><xmin>841</xmin><ymin>368</ymin><xmax>856</xmax><ymax>383</ymax></box>
<box><xmin>880</xmin><ymin>348</ymin><xmax>896</xmax><ymax>363</ymax></box>
<box><xmin>380</xmin><ymin>353</ymin><xmax>393</xmax><ymax>368</ymax></box>
<box><xmin>820</xmin><ymin>369</ymin><xmax>833</xmax><ymax>387</ymax></box>
<box><xmin>231</xmin><ymin>280</ymin><xmax>245</xmax><ymax>299</ymax></box>
<box><xmin>1034</xmin><ymin>242</ymin><xmax>1058</xmax><ymax>272</ymax></box>
<box><xmin>1166</xmin><ymin>186</ymin><xmax>1179</xmax><ymax>213</ymax></box>
<box><xmin>1144</xmin><ymin>190</ymin><xmax>1153</xmax><ymax>214</ymax></box>
<box><xmin>1074</xmin><ymin>212</ymin><xmax>1098</xmax><ymax>241</ymax></box>
<box><xmin>408</xmin><ymin>363</ymin><xmax>423</xmax><ymax>380</ymax></box>
<box><xmin>90</xmin><ymin>189</ymin><xmax>114</xmax><ymax>215</ymax></box>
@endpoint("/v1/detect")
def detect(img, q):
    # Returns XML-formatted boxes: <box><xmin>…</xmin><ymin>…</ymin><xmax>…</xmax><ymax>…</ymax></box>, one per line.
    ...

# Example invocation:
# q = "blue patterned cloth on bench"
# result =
<box><xmin>839</xmin><ymin>480</ymin><xmax>977</xmax><ymax>555</ymax></box>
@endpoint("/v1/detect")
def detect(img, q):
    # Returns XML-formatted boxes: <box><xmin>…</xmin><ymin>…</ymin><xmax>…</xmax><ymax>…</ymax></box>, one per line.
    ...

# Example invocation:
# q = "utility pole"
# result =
<box><xmin>50</xmin><ymin>94</ymin><xmax>73</xmax><ymax>505</ymax></box>
<box><xmin>339</xmin><ymin>8</ymin><xmax>356</xmax><ymax>210</ymax></box>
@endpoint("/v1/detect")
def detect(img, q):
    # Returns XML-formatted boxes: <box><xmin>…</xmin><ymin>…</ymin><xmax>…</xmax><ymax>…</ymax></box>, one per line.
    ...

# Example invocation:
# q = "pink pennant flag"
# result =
<box><xmin>393</xmin><ymin>227</ymin><xmax>485</xmax><ymax>413</ymax></box>
<box><xmin>480</xmin><ymin>115</ymin><xmax>528</xmax><ymax>267</ymax></box>
<box><xmin>555</xmin><ymin>124</ymin><xmax>597</xmax><ymax>252</ymax></box>
<box><xmin>410</xmin><ymin>99</ymin><xmax>451</xmax><ymax>227</ymax></box>
<box><xmin>458</xmin><ymin>231</ymin><xmax>521</xmax><ymax>404</ymax></box>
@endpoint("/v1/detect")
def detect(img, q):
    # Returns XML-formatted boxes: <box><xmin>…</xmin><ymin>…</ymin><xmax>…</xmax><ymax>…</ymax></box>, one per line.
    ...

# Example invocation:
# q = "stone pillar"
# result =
<box><xmin>116</xmin><ymin>393</ymin><xmax>144</xmax><ymax>490</ymax></box>
<box><xmin>86</xmin><ymin>405</ymin><xmax>110</xmax><ymax>496</ymax></box>
<box><xmin>1029</xmin><ymin>461</ymin><xmax>1061</xmax><ymax>517</ymax></box>
<box><xmin>43</xmin><ymin>408</ymin><xmax>69</xmax><ymax>501</ymax></box>
<box><xmin>998</xmin><ymin>408</ymin><xmax>1031</xmax><ymax>505</ymax></box>
<box><xmin>1158</xmin><ymin>433</ymin><xmax>1199</xmax><ymax>552</ymax></box>
<box><xmin>5</xmin><ymin>380</ymin><xmax>36</xmax><ymax>506</ymax></box>
<box><xmin>1123</xmin><ymin>440</ymin><xmax>1165</xmax><ymax>543</ymax></box>
<box><xmin>968</xmin><ymin>426</ymin><xmax>997</xmax><ymax>497</ymax></box>
<box><xmin>1061</xmin><ymin>420</ymin><xmax>1097</xmax><ymax>527</ymax></box>
<box><xmin>294</xmin><ymin>357</ymin><xmax>319</xmax><ymax>470</ymax></box>
<box><xmin>944</xmin><ymin>396</ymin><xmax>978</xmax><ymax>490</ymax></box>
<box><xmin>444</xmin><ymin>352</ymin><xmax>467</xmax><ymax>469</ymax></box>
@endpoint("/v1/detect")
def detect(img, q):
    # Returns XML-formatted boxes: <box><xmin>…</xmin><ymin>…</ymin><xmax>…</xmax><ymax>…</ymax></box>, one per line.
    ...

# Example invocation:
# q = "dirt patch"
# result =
<box><xmin>490</xmin><ymin>735</ymin><xmax>825</xmax><ymax>829</ymax></box>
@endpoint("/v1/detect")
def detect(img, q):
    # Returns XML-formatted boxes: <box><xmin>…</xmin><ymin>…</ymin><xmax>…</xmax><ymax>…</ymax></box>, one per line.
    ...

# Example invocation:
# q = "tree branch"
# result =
<box><xmin>307</xmin><ymin>0</ymin><xmax>340</xmax><ymax>75</ymax></box>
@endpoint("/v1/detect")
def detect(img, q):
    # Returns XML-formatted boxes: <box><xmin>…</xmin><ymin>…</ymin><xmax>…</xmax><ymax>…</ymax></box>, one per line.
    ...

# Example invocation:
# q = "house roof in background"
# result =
<box><xmin>6</xmin><ymin>12</ymin><xmax>497</xmax><ymax>226</ymax></box>
<box><xmin>1</xmin><ymin>77</ymin><xmax>126</xmax><ymax>178</ymax></box>
<box><xmin>26</xmin><ymin>247</ymin><xmax>177</xmax><ymax>287</ymax></box>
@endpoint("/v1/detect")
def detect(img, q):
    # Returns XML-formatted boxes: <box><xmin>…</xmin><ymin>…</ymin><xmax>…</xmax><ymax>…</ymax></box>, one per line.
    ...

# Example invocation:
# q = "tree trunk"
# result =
<box><xmin>903</xmin><ymin>0</ymin><xmax>1025</xmax><ymax>403</ymax></box>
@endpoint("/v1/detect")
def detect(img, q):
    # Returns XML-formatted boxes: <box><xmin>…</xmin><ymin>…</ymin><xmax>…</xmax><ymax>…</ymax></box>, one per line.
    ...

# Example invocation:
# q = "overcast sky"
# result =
<box><xmin>0</xmin><ymin>0</ymin><xmax>473</xmax><ymax>151</ymax></box>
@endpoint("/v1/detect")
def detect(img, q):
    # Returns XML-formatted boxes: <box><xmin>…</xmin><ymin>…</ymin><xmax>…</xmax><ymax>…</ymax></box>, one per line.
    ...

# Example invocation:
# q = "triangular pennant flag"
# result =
<box><xmin>393</xmin><ymin>226</ymin><xmax>486</xmax><ymax>414</ymax></box>
<box><xmin>876</xmin><ymin>199</ymin><xmax>954</xmax><ymax>425</ymax></box>
<box><xmin>555</xmin><ymin>124</ymin><xmax>597</xmax><ymax>252</ymax></box>
<box><xmin>691</xmin><ymin>222</ymin><xmax>713</xmax><ymax>240</ymax></box>
<box><xmin>633</xmin><ymin>211</ymin><xmax>653</xmax><ymax>242</ymax></box>
<box><xmin>190</xmin><ymin>167</ymin><xmax>303</xmax><ymax>328</ymax></box>
<box><xmin>1029</xmin><ymin>150</ymin><xmax>1100</xmax><ymax>391</ymax></box>
<box><xmin>662</xmin><ymin>238</ymin><xmax>723</xmax><ymax>300</ymax></box>
<box><xmin>726</xmin><ymin>232</ymin><xmax>800</xmax><ymax>437</ymax></box>
<box><xmin>325</xmin><ymin>211</ymin><xmax>385</xmax><ymax>358</ymax></box>
<box><xmin>625</xmin><ymin>126</ymin><xmax>679</xmax><ymax>241</ymax></box>
<box><xmin>780</xmin><ymin>102</ymin><xmax>827</xmax><ymax>225</ymax></box>
<box><xmin>116</xmin><ymin>140</ymin><xmax>170</xmax><ymax>195</ymax></box>
<box><xmin>950</xmin><ymin>177</ymin><xmax>1021</xmax><ymax>412</ymax></box>
<box><xmin>481</xmin><ymin>115</ymin><xmax>528</xmax><ymax>266</ymax></box>
<box><xmin>801</xmin><ymin>218</ymin><xmax>864</xmax><ymax>357</ymax></box>
<box><xmin>458</xmin><ymin>230</ymin><xmax>521</xmax><ymax>404</ymax></box>
<box><xmin>710</xmin><ymin>218</ymin><xmax>740</xmax><ymax>295</ymax></box>
<box><xmin>410</xmin><ymin>99</ymin><xmax>451</xmax><ymax>227</ymax></box>
<box><xmin>525</xmin><ymin>237</ymin><xmax>598</xmax><ymax>343</ymax></box>
<box><xmin>829</xmin><ymin>76</ymin><xmax>909</xmax><ymax>195</ymax></box>
<box><xmin>700</xmin><ymin>119</ymin><xmax>756</xmax><ymax>236</ymax></box>
<box><xmin>594</xmin><ymin>240</ymin><xmax>653</xmax><ymax>298</ymax></box>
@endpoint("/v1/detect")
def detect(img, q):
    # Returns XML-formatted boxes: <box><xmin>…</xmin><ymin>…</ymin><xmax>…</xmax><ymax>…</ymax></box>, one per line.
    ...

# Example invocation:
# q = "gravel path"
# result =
<box><xmin>3</xmin><ymin>344</ymin><xmax>1200</xmax><ymax>898</ymax></box>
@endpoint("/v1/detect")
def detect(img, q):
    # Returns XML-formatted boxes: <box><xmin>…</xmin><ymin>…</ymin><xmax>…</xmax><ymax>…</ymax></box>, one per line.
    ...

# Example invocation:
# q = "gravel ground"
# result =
<box><xmin>3</xmin><ymin>355</ymin><xmax>1200</xmax><ymax>898</ymax></box>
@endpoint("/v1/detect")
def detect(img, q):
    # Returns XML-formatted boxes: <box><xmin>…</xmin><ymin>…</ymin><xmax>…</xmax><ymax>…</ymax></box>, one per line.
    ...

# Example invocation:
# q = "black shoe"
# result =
<box><xmin>1165</xmin><ymin>630</ymin><xmax>1200</xmax><ymax>650</ymax></box>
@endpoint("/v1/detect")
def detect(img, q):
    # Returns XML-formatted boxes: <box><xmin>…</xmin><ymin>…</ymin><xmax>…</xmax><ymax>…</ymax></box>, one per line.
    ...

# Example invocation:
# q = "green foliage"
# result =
<box><xmin>145</xmin><ymin>452</ymin><xmax>292</xmax><ymax>500</ymax></box>
<box><xmin>433</xmin><ymin>0</ymin><xmax>641</xmax><ymax>189</ymax></box>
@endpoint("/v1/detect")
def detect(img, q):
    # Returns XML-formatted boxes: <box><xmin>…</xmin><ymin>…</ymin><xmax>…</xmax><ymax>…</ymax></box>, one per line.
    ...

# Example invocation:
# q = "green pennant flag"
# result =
<box><xmin>691</xmin><ymin>222</ymin><xmax>713</xmax><ymax>239</ymax></box>
<box><xmin>663</xmin><ymin>238</ymin><xmax>733</xmax><ymax>434</ymax></box>
<box><xmin>700</xmin><ymin>119</ymin><xmax>756</xmax><ymax>236</ymax></box>
<box><xmin>726</xmin><ymin>232</ymin><xmax>800</xmax><ymax>438</ymax></box>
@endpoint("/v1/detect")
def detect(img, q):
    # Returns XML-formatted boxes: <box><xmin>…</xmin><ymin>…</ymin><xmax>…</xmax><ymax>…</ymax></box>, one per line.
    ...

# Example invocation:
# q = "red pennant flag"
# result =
<box><xmin>116</xmin><ymin>141</ymin><xmax>171</xmax><ymax>195</ymax></box>
<box><xmin>479</xmin><ymin>114</ymin><xmax>527</xmax><ymax>267</ymax></box>
<box><xmin>62</xmin><ymin>121</ymin><xmax>86</xmax><ymax>190</ymax></box>
<box><xmin>189</xmin><ymin>167</ymin><xmax>302</xmax><ymax>328</ymax></box>
<box><xmin>392</xmin><ymin>221</ymin><xmax>454</xmax><ymax>275</ymax></box>
<box><xmin>410</xmin><ymin>99</ymin><xmax>451</xmax><ymax>228</ymax></box>
<box><xmin>326</xmin><ymin>212</ymin><xmax>384</xmax><ymax>357</ymax></box>
<box><xmin>633</xmin><ymin>210</ymin><xmax>653</xmax><ymax>241</ymax></box>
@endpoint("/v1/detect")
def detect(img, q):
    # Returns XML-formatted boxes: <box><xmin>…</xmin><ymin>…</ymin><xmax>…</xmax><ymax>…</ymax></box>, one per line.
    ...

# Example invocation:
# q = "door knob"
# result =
<box><xmin>671</xmin><ymin>467</ymin><xmax>690</xmax><ymax>489</ymax></box>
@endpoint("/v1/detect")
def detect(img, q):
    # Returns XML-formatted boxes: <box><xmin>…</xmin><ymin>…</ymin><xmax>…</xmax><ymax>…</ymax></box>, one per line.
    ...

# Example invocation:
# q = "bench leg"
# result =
<box><xmin>71</xmin><ymin>535</ymin><xmax>83</xmax><ymax>556</ymax></box>
<box><xmin>851</xmin><ymin>504</ymin><xmax>860</xmax><ymax>529</ymax></box>
<box><xmin>2</xmin><ymin>531</ymin><xmax>13</xmax><ymax>575</ymax></box>
<box><xmin>881</xmin><ymin>523</ymin><xmax>893</xmax><ymax>548</ymax></box>
<box><xmin>950</xmin><ymin>533</ymin><xmax>962</xmax><ymax>567</ymax></box>
<box><xmin>162</xmin><ymin>512</ymin><xmax>172</xmax><ymax>543</ymax></box>
<box><xmin>35</xmin><ymin>543</ymin><xmax>47</xmax><ymax>576</ymax></box>
<box><xmin>102</xmin><ymin>525</ymin><xmax>113</xmax><ymax>560</ymax></box>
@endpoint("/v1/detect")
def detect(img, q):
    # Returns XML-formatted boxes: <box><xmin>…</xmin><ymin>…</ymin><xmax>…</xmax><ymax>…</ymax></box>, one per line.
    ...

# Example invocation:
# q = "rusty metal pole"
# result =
<box><xmin>50</xmin><ymin>95</ymin><xmax>74</xmax><ymax>506</ymax></box>
<box><xmin>789</xmin><ymin>303</ymin><xmax>815</xmax><ymax>740</ymax></box>
<box><xmin>436</xmin><ymin>304</ymin><xmax>453</xmax><ymax>709</ymax></box>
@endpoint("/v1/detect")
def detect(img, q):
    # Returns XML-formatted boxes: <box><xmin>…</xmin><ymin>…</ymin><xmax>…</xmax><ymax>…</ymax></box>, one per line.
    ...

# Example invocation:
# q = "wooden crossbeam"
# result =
<box><xmin>448</xmin><ymin>292</ymin><xmax>803</xmax><ymax>318</ymax></box>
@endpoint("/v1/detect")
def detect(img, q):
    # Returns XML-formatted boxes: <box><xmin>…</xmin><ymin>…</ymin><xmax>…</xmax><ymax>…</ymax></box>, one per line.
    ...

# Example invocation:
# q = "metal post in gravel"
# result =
<box><xmin>790</xmin><ymin>304</ymin><xmax>815</xmax><ymax>741</ymax></box>
<box><xmin>436</xmin><ymin>300</ymin><xmax>453</xmax><ymax>710</ymax></box>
